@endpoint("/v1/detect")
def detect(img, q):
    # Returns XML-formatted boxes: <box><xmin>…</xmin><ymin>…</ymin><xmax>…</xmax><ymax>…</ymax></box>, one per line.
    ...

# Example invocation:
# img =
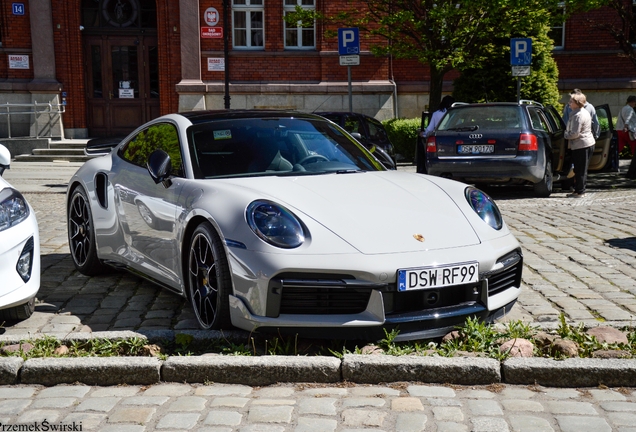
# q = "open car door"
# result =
<box><xmin>545</xmin><ymin>105</ymin><xmax>567</xmax><ymax>173</ymax></box>
<box><xmin>589</xmin><ymin>104</ymin><xmax>613</xmax><ymax>171</ymax></box>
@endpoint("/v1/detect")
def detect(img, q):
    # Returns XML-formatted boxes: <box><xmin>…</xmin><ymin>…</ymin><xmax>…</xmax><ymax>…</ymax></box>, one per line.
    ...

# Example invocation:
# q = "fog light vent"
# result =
<box><xmin>16</xmin><ymin>236</ymin><xmax>34</xmax><ymax>282</ymax></box>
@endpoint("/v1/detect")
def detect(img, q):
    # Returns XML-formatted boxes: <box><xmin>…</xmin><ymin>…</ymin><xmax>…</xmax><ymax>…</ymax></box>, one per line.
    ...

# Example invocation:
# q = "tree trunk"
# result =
<box><xmin>428</xmin><ymin>66</ymin><xmax>447</xmax><ymax>113</ymax></box>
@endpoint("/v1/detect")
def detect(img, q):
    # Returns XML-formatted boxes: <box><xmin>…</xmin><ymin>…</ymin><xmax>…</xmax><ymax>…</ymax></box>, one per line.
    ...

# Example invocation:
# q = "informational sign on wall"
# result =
<box><xmin>8</xmin><ymin>54</ymin><xmax>29</xmax><ymax>69</ymax></box>
<box><xmin>119</xmin><ymin>89</ymin><xmax>134</xmax><ymax>98</ymax></box>
<box><xmin>208</xmin><ymin>58</ymin><xmax>225</xmax><ymax>71</ymax></box>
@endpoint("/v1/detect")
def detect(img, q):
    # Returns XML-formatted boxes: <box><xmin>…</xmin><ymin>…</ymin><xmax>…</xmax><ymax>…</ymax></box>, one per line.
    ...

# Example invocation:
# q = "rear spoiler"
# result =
<box><xmin>85</xmin><ymin>137</ymin><xmax>125</xmax><ymax>156</ymax></box>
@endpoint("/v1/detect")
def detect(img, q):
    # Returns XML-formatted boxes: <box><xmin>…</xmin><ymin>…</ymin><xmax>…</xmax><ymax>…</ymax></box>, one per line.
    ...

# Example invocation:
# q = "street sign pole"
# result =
<box><xmin>338</xmin><ymin>28</ymin><xmax>360</xmax><ymax>114</ymax></box>
<box><xmin>510</xmin><ymin>38</ymin><xmax>532</xmax><ymax>103</ymax></box>
<box><xmin>348</xmin><ymin>66</ymin><xmax>352</xmax><ymax>112</ymax></box>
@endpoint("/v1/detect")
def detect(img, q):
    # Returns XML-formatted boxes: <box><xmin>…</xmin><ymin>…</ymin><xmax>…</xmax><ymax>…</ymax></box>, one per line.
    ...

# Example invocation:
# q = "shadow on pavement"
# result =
<box><xmin>607</xmin><ymin>237</ymin><xmax>636</xmax><ymax>252</ymax></box>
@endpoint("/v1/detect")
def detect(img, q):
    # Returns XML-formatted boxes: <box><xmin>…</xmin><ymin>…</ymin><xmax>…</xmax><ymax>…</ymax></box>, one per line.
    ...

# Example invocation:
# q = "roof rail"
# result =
<box><xmin>519</xmin><ymin>99</ymin><xmax>544</xmax><ymax>108</ymax></box>
<box><xmin>450</xmin><ymin>102</ymin><xmax>469</xmax><ymax>107</ymax></box>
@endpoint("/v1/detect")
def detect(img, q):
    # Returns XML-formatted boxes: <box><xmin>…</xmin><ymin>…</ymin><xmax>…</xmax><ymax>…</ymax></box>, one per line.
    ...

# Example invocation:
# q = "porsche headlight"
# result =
<box><xmin>247</xmin><ymin>201</ymin><xmax>305</xmax><ymax>248</ymax></box>
<box><xmin>0</xmin><ymin>188</ymin><xmax>29</xmax><ymax>232</ymax></box>
<box><xmin>465</xmin><ymin>187</ymin><xmax>502</xmax><ymax>230</ymax></box>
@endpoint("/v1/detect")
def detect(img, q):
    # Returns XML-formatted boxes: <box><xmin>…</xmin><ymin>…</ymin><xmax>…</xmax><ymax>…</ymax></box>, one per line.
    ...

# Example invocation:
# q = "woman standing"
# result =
<box><xmin>564</xmin><ymin>93</ymin><xmax>596</xmax><ymax>198</ymax></box>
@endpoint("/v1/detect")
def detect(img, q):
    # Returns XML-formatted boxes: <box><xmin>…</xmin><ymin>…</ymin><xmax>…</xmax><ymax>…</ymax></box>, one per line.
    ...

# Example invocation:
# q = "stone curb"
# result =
<box><xmin>19</xmin><ymin>357</ymin><xmax>161</xmax><ymax>386</ymax></box>
<box><xmin>342</xmin><ymin>354</ymin><xmax>501</xmax><ymax>385</ymax></box>
<box><xmin>2</xmin><ymin>355</ymin><xmax>636</xmax><ymax>387</ymax></box>
<box><xmin>163</xmin><ymin>355</ymin><xmax>342</xmax><ymax>386</ymax></box>
<box><xmin>502</xmin><ymin>357</ymin><xmax>636</xmax><ymax>387</ymax></box>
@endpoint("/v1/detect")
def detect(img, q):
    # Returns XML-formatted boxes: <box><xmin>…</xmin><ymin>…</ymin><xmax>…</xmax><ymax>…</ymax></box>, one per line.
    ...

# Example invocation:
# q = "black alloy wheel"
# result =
<box><xmin>187</xmin><ymin>222</ymin><xmax>231</xmax><ymax>329</ymax></box>
<box><xmin>68</xmin><ymin>186</ymin><xmax>106</xmax><ymax>275</ymax></box>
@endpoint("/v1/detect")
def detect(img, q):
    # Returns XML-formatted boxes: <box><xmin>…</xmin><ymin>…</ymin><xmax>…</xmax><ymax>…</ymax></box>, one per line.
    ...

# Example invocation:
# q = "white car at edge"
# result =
<box><xmin>0</xmin><ymin>144</ymin><xmax>40</xmax><ymax>320</ymax></box>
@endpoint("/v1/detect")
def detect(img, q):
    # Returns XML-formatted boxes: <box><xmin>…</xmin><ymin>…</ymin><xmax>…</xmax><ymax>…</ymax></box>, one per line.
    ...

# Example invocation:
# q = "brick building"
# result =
<box><xmin>0</xmin><ymin>0</ymin><xmax>634</xmax><ymax>139</ymax></box>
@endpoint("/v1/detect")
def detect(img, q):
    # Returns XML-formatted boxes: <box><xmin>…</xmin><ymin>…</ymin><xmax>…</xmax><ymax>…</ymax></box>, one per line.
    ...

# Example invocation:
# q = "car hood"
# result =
<box><xmin>221</xmin><ymin>171</ymin><xmax>480</xmax><ymax>254</ymax></box>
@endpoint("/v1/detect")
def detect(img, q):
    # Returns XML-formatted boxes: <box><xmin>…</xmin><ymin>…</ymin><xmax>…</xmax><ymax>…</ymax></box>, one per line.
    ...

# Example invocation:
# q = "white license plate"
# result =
<box><xmin>458</xmin><ymin>145</ymin><xmax>494</xmax><ymax>154</ymax></box>
<box><xmin>397</xmin><ymin>262</ymin><xmax>479</xmax><ymax>291</ymax></box>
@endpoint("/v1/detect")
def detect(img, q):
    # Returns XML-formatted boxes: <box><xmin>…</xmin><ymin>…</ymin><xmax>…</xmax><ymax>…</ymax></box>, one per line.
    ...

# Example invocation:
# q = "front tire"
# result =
<box><xmin>187</xmin><ymin>222</ymin><xmax>232</xmax><ymax>330</ymax></box>
<box><xmin>533</xmin><ymin>159</ymin><xmax>553</xmax><ymax>198</ymax></box>
<box><xmin>68</xmin><ymin>185</ymin><xmax>106</xmax><ymax>275</ymax></box>
<box><xmin>0</xmin><ymin>297</ymin><xmax>35</xmax><ymax>321</ymax></box>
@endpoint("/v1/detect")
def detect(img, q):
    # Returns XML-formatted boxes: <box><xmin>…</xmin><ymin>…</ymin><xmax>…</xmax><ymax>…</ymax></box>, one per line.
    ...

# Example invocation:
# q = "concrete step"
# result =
<box><xmin>49</xmin><ymin>142</ymin><xmax>87</xmax><ymax>150</ymax></box>
<box><xmin>33</xmin><ymin>148</ymin><xmax>86</xmax><ymax>156</ymax></box>
<box><xmin>13</xmin><ymin>154</ymin><xmax>93</xmax><ymax>163</ymax></box>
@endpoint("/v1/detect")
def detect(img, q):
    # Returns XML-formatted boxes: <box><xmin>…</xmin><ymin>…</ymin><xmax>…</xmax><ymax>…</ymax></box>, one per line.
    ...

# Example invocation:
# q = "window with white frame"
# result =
<box><xmin>232</xmin><ymin>0</ymin><xmax>264</xmax><ymax>49</ymax></box>
<box><xmin>284</xmin><ymin>0</ymin><xmax>315</xmax><ymax>49</ymax></box>
<box><xmin>548</xmin><ymin>3</ymin><xmax>565</xmax><ymax>50</ymax></box>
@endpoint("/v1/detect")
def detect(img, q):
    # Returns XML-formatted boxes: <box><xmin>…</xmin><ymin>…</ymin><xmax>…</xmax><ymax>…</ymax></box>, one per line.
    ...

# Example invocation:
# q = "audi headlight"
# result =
<box><xmin>465</xmin><ymin>187</ymin><xmax>502</xmax><ymax>230</ymax></box>
<box><xmin>247</xmin><ymin>201</ymin><xmax>305</xmax><ymax>248</ymax></box>
<box><xmin>0</xmin><ymin>188</ymin><xmax>29</xmax><ymax>232</ymax></box>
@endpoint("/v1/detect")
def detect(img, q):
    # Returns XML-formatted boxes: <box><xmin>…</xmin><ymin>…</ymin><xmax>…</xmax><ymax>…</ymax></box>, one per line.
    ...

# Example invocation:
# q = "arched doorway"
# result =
<box><xmin>81</xmin><ymin>0</ymin><xmax>159</xmax><ymax>137</ymax></box>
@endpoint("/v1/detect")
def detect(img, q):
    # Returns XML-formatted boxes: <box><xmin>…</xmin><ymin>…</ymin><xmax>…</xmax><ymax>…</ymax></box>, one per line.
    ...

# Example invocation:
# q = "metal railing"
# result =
<box><xmin>0</xmin><ymin>101</ymin><xmax>65</xmax><ymax>138</ymax></box>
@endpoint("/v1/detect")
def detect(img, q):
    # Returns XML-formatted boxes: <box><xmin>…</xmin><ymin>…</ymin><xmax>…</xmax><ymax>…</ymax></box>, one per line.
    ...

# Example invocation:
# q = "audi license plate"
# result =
<box><xmin>397</xmin><ymin>262</ymin><xmax>479</xmax><ymax>292</ymax></box>
<box><xmin>457</xmin><ymin>145</ymin><xmax>494</xmax><ymax>154</ymax></box>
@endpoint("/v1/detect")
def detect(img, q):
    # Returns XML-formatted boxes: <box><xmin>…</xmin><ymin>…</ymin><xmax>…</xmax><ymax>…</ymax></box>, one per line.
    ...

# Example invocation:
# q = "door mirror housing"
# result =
<box><xmin>147</xmin><ymin>149</ymin><xmax>172</xmax><ymax>188</ymax></box>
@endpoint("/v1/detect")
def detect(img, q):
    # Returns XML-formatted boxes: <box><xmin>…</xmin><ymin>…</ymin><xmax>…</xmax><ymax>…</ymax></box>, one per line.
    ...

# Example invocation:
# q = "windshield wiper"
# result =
<box><xmin>445</xmin><ymin>126</ymin><xmax>480</xmax><ymax>132</ymax></box>
<box><xmin>336</xmin><ymin>169</ymin><xmax>363</xmax><ymax>174</ymax></box>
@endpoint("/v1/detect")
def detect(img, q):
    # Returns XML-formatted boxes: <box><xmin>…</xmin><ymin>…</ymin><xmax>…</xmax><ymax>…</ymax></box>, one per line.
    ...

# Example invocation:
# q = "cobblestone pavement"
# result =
<box><xmin>1</xmin><ymin>381</ymin><xmax>636</xmax><ymax>431</ymax></box>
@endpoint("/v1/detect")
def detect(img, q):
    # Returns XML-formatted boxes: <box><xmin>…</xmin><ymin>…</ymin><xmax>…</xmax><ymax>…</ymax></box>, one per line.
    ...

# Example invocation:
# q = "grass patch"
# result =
<box><xmin>2</xmin><ymin>314</ymin><xmax>636</xmax><ymax>360</ymax></box>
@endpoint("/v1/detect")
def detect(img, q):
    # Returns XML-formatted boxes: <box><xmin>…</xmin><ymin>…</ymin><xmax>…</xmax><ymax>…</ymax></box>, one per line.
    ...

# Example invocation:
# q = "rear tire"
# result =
<box><xmin>533</xmin><ymin>159</ymin><xmax>553</xmax><ymax>198</ymax></box>
<box><xmin>68</xmin><ymin>186</ymin><xmax>107</xmax><ymax>275</ymax></box>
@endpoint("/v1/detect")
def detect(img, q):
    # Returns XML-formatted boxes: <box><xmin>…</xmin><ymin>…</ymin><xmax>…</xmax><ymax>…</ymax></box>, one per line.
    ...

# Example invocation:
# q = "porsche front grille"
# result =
<box><xmin>486</xmin><ymin>250</ymin><xmax>523</xmax><ymax>296</ymax></box>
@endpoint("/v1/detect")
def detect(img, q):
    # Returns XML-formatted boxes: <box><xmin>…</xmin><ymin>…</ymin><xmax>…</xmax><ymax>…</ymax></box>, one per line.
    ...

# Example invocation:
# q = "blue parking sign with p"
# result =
<box><xmin>510</xmin><ymin>38</ymin><xmax>532</xmax><ymax>65</ymax></box>
<box><xmin>338</xmin><ymin>28</ymin><xmax>359</xmax><ymax>55</ymax></box>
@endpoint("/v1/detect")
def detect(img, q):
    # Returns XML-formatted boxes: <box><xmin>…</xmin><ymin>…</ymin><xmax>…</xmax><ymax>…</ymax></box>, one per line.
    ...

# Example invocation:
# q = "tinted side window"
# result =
<box><xmin>343</xmin><ymin>115</ymin><xmax>363</xmax><ymax>134</ymax></box>
<box><xmin>366</xmin><ymin>117</ymin><xmax>389</xmax><ymax>142</ymax></box>
<box><xmin>527</xmin><ymin>108</ymin><xmax>549</xmax><ymax>132</ymax></box>
<box><xmin>119</xmin><ymin>123</ymin><xmax>183</xmax><ymax>177</ymax></box>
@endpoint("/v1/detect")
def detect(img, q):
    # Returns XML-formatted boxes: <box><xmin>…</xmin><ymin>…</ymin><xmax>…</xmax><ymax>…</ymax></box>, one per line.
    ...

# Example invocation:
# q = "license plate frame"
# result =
<box><xmin>457</xmin><ymin>145</ymin><xmax>494</xmax><ymax>154</ymax></box>
<box><xmin>397</xmin><ymin>262</ymin><xmax>479</xmax><ymax>292</ymax></box>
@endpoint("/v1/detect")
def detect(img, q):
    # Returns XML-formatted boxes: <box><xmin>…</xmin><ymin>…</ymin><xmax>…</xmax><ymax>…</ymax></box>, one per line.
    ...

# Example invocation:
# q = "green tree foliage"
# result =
<box><xmin>286</xmin><ymin>0</ymin><xmax>601</xmax><ymax>111</ymax></box>
<box><xmin>579</xmin><ymin>0</ymin><xmax>636</xmax><ymax>69</ymax></box>
<box><xmin>453</xmin><ymin>26</ymin><xmax>561</xmax><ymax>107</ymax></box>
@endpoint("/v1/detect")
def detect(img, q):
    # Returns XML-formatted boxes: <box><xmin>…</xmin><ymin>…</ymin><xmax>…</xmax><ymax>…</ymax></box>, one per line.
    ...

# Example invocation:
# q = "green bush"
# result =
<box><xmin>383</xmin><ymin>117</ymin><xmax>421</xmax><ymax>161</ymax></box>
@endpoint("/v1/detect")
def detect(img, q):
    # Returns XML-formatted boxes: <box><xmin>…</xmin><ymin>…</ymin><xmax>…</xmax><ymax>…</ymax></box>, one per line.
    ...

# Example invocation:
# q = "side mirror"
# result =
<box><xmin>147</xmin><ymin>149</ymin><xmax>172</xmax><ymax>188</ymax></box>
<box><xmin>350</xmin><ymin>132</ymin><xmax>363</xmax><ymax>141</ymax></box>
<box><xmin>0</xmin><ymin>144</ymin><xmax>10</xmax><ymax>177</ymax></box>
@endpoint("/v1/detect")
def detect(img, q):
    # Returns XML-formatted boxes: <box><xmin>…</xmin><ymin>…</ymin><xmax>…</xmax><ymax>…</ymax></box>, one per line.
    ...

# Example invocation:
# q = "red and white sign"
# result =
<box><xmin>201</xmin><ymin>27</ymin><xmax>223</xmax><ymax>39</ymax></box>
<box><xmin>8</xmin><ymin>54</ymin><xmax>29</xmax><ymax>69</ymax></box>
<box><xmin>204</xmin><ymin>7</ymin><xmax>219</xmax><ymax>26</ymax></box>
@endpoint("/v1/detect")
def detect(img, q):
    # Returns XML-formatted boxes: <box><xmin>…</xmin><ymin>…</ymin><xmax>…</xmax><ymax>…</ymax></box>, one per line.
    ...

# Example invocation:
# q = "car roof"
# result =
<box><xmin>451</xmin><ymin>101</ymin><xmax>544</xmax><ymax>109</ymax></box>
<box><xmin>179</xmin><ymin>109</ymin><xmax>328</xmax><ymax>125</ymax></box>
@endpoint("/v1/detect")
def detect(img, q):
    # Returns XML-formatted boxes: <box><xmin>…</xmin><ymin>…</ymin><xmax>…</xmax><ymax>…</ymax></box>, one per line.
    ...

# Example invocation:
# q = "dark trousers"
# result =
<box><xmin>572</xmin><ymin>145</ymin><xmax>595</xmax><ymax>194</ymax></box>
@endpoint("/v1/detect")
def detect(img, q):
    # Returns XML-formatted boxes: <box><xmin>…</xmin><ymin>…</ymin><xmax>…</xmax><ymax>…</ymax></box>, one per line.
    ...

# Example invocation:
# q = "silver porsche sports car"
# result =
<box><xmin>67</xmin><ymin>110</ymin><xmax>522</xmax><ymax>341</ymax></box>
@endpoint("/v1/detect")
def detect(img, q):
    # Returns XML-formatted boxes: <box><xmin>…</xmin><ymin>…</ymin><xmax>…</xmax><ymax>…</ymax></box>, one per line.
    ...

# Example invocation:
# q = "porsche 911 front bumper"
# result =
<box><xmin>227</xmin><ymin>234</ymin><xmax>522</xmax><ymax>341</ymax></box>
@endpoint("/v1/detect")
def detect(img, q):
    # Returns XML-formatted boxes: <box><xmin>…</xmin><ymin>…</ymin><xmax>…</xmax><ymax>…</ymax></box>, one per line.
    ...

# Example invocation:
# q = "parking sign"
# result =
<box><xmin>338</xmin><ymin>28</ymin><xmax>359</xmax><ymax>55</ymax></box>
<box><xmin>510</xmin><ymin>38</ymin><xmax>532</xmax><ymax>66</ymax></box>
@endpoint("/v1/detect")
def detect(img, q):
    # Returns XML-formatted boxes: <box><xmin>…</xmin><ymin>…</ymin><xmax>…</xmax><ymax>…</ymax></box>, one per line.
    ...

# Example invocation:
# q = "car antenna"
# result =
<box><xmin>312</xmin><ymin>95</ymin><xmax>334</xmax><ymax>113</ymax></box>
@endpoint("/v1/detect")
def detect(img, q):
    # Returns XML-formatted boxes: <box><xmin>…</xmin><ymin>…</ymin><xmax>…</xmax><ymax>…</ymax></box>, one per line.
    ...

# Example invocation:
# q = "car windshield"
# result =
<box><xmin>186</xmin><ymin>117</ymin><xmax>385</xmax><ymax>179</ymax></box>
<box><xmin>438</xmin><ymin>106</ymin><xmax>522</xmax><ymax>131</ymax></box>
